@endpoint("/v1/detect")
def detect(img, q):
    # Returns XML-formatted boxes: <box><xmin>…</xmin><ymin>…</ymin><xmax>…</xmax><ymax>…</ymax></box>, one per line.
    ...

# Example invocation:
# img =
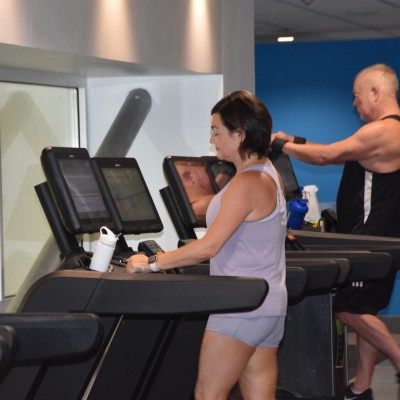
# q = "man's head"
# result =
<box><xmin>353</xmin><ymin>64</ymin><xmax>399</xmax><ymax>122</ymax></box>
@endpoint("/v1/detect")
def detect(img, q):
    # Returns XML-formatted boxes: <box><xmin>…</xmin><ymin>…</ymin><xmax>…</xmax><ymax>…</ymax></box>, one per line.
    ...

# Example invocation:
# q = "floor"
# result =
<box><xmin>371</xmin><ymin>358</ymin><xmax>398</xmax><ymax>400</ymax></box>
<box><xmin>230</xmin><ymin>332</ymin><xmax>399</xmax><ymax>400</ymax></box>
<box><xmin>349</xmin><ymin>332</ymin><xmax>399</xmax><ymax>400</ymax></box>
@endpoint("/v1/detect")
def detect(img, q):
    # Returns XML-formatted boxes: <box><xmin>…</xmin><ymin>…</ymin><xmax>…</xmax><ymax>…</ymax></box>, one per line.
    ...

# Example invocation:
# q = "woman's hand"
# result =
<box><xmin>126</xmin><ymin>253</ymin><xmax>151</xmax><ymax>273</ymax></box>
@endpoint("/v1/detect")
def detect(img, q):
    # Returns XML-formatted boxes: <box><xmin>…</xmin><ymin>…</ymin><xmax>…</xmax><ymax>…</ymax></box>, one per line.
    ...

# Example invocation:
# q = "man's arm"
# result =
<box><xmin>272</xmin><ymin>122</ymin><xmax>386</xmax><ymax>166</ymax></box>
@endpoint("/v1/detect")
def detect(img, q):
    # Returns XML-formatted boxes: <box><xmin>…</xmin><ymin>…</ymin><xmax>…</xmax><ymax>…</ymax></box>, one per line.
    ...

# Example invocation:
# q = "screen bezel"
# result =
<box><xmin>91</xmin><ymin>157</ymin><xmax>163</xmax><ymax>235</ymax></box>
<box><xmin>163</xmin><ymin>156</ymin><xmax>218</xmax><ymax>228</ymax></box>
<box><xmin>40</xmin><ymin>146</ymin><xmax>115</xmax><ymax>234</ymax></box>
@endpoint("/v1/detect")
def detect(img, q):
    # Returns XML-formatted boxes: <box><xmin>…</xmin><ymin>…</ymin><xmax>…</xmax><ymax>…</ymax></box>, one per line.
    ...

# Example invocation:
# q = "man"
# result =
<box><xmin>271</xmin><ymin>64</ymin><xmax>400</xmax><ymax>400</ymax></box>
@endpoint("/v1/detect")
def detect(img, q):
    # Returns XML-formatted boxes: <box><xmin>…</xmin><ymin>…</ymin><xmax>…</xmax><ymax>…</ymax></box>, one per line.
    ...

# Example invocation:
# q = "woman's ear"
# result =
<box><xmin>235</xmin><ymin>129</ymin><xmax>245</xmax><ymax>142</ymax></box>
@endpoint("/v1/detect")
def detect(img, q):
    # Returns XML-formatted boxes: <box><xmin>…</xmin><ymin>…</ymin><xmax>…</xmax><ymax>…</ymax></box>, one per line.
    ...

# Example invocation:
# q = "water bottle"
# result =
<box><xmin>89</xmin><ymin>226</ymin><xmax>119</xmax><ymax>272</ymax></box>
<box><xmin>287</xmin><ymin>199</ymin><xmax>309</xmax><ymax>230</ymax></box>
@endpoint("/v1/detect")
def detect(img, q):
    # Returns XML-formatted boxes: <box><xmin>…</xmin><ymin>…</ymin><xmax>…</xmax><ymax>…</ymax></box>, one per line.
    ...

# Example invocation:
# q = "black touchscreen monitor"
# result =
<box><xmin>202</xmin><ymin>156</ymin><xmax>236</xmax><ymax>192</ymax></box>
<box><xmin>91</xmin><ymin>157</ymin><xmax>163</xmax><ymax>234</ymax></box>
<box><xmin>269</xmin><ymin>152</ymin><xmax>302</xmax><ymax>200</ymax></box>
<box><xmin>163</xmin><ymin>156</ymin><xmax>217</xmax><ymax>228</ymax></box>
<box><xmin>40</xmin><ymin>147</ymin><xmax>115</xmax><ymax>234</ymax></box>
<box><xmin>203</xmin><ymin>154</ymin><xmax>301</xmax><ymax>201</ymax></box>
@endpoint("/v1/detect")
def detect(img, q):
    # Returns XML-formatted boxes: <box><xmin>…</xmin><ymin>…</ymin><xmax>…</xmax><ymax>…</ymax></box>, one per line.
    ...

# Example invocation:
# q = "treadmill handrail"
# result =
<box><xmin>18</xmin><ymin>270</ymin><xmax>269</xmax><ymax>315</ymax></box>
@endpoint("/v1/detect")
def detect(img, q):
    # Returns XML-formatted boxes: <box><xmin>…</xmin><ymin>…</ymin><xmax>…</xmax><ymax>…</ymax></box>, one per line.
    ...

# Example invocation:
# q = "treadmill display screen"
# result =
<box><xmin>41</xmin><ymin>147</ymin><xmax>114</xmax><ymax>234</ymax></box>
<box><xmin>59</xmin><ymin>159</ymin><xmax>110</xmax><ymax>220</ymax></box>
<box><xmin>92</xmin><ymin>157</ymin><xmax>163</xmax><ymax>234</ymax></box>
<box><xmin>163</xmin><ymin>156</ymin><xmax>217</xmax><ymax>228</ymax></box>
<box><xmin>164</xmin><ymin>153</ymin><xmax>302</xmax><ymax>229</ymax></box>
<box><xmin>202</xmin><ymin>156</ymin><xmax>236</xmax><ymax>192</ymax></box>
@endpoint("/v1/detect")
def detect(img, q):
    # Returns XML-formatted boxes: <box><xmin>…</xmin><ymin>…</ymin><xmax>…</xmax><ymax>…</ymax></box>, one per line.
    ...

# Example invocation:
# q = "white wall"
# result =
<box><xmin>86</xmin><ymin>75</ymin><xmax>223</xmax><ymax>250</ymax></box>
<box><xmin>0</xmin><ymin>0</ymin><xmax>255</xmax><ymax>306</ymax></box>
<box><xmin>1</xmin><ymin>0</ymin><xmax>218</xmax><ymax>70</ymax></box>
<box><xmin>0</xmin><ymin>0</ymin><xmax>254</xmax><ymax>94</ymax></box>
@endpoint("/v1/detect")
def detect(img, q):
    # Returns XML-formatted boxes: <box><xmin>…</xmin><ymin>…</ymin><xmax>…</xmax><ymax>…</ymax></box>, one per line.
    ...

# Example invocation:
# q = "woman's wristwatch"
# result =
<box><xmin>148</xmin><ymin>255</ymin><xmax>161</xmax><ymax>272</ymax></box>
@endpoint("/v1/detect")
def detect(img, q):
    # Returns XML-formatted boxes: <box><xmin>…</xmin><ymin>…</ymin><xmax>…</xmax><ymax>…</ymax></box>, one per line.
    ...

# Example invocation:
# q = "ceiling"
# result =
<box><xmin>254</xmin><ymin>0</ymin><xmax>400</xmax><ymax>43</ymax></box>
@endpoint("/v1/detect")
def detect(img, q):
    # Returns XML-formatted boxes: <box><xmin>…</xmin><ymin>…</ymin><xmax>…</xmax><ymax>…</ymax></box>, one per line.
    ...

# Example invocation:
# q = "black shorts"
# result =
<box><xmin>333</xmin><ymin>270</ymin><xmax>397</xmax><ymax>315</ymax></box>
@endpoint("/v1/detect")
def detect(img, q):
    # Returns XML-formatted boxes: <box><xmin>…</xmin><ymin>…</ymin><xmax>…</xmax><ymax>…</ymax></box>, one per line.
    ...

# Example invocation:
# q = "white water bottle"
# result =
<box><xmin>89</xmin><ymin>226</ymin><xmax>118</xmax><ymax>272</ymax></box>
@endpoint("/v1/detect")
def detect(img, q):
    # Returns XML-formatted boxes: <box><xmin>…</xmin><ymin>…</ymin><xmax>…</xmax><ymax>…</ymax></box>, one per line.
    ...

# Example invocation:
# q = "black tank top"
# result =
<box><xmin>381</xmin><ymin>114</ymin><xmax>400</xmax><ymax>122</ymax></box>
<box><xmin>335</xmin><ymin>115</ymin><xmax>400</xmax><ymax>237</ymax></box>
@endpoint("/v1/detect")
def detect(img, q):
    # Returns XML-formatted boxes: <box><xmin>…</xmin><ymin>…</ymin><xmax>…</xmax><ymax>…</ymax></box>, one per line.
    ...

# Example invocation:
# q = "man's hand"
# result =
<box><xmin>271</xmin><ymin>131</ymin><xmax>294</xmax><ymax>144</ymax></box>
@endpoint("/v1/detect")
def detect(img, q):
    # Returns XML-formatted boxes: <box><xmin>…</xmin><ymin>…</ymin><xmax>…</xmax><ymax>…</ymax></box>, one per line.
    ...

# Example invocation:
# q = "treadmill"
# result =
<box><xmin>0</xmin><ymin>147</ymin><xmax>269</xmax><ymax>400</ymax></box>
<box><xmin>162</xmin><ymin>153</ymin><xmax>400</xmax><ymax>398</ymax></box>
<box><xmin>161</xmin><ymin>155</ymin><xmax>379</xmax><ymax>398</ymax></box>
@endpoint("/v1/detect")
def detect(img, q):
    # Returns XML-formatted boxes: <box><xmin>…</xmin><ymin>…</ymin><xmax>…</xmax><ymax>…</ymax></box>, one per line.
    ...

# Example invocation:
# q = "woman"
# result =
<box><xmin>127</xmin><ymin>90</ymin><xmax>287</xmax><ymax>400</ymax></box>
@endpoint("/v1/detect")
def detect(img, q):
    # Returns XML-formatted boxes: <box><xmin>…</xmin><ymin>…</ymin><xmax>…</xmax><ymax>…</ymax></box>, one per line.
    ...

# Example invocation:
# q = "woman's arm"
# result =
<box><xmin>126</xmin><ymin>171</ymin><xmax>276</xmax><ymax>273</ymax></box>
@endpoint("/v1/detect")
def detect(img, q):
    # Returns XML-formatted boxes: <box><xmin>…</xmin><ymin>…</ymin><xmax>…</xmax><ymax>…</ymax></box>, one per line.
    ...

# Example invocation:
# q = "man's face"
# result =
<box><xmin>352</xmin><ymin>76</ymin><xmax>374</xmax><ymax>122</ymax></box>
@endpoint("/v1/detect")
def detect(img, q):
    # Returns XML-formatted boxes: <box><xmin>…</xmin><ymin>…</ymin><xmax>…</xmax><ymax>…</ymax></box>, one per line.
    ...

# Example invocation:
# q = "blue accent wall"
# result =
<box><xmin>255</xmin><ymin>38</ymin><xmax>400</xmax><ymax>316</ymax></box>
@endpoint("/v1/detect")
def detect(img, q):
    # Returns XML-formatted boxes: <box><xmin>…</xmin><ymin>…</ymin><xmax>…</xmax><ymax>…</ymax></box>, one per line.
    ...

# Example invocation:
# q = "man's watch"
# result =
<box><xmin>293</xmin><ymin>136</ymin><xmax>306</xmax><ymax>144</ymax></box>
<box><xmin>148</xmin><ymin>255</ymin><xmax>161</xmax><ymax>272</ymax></box>
<box><xmin>270</xmin><ymin>137</ymin><xmax>288</xmax><ymax>154</ymax></box>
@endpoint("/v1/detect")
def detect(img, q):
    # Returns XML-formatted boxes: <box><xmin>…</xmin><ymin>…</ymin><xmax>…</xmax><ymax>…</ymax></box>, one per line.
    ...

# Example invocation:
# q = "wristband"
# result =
<box><xmin>148</xmin><ymin>255</ymin><xmax>161</xmax><ymax>272</ymax></box>
<box><xmin>293</xmin><ymin>136</ymin><xmax>306</xmax><ymax>144</ymax></box>
<box><xmin>270</xmin><ymin>138</ymin><xmax>288</xmax><ymax>154</ymax></box>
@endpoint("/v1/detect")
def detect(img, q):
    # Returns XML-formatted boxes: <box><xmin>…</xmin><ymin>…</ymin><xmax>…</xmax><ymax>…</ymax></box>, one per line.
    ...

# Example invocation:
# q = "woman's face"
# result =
<box><xmin>209</xmin><ymin>113</ymin><xmax>240</xmax><ymax>162</ymax></box>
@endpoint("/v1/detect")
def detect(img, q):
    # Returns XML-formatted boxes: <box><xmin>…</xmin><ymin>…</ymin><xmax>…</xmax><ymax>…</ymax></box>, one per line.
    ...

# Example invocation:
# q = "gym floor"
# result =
<box><xmin>348</xmin><ymin>332</ymin><xmax>399</xmax><ymax>400</ymax></box>
<box><xmin>229</xmin><ymin>332</ymin><xmax>399</xmax><ymax>400</ymax></box>
<box><xmin>371</xmin><ymin>358</ymin><xmax>398</xmax><ymax>400</ymax></box>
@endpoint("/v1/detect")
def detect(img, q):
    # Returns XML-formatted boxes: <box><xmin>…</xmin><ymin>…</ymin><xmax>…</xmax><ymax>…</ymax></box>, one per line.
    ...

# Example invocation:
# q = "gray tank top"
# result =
<box><xmin>206</xmin><ymin>162</ymin><xmax>287</xmax><ymax>317</ymax></box>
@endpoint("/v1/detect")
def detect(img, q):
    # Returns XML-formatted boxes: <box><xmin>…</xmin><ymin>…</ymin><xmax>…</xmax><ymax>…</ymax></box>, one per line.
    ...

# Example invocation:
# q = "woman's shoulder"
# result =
<box><xmin>231</xmin><ymin>164</ymin><xmax>274</xmax><ymax>188</ymax></box>
<box><xmin>240</xmin><ymin>162</ymin><xmax>275</xmax><ymax>178</ymax></box>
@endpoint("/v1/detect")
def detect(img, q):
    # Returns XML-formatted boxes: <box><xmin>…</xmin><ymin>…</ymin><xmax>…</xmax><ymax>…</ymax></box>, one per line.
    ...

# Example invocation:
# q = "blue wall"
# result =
<box><xmin>255</xmin><ymin>38</ymin><xmax>400</xmax><ymax>316</ymax></box>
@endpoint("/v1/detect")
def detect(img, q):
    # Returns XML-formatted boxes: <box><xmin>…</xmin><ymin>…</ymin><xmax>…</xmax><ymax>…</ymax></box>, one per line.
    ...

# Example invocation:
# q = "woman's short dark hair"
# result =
<box><xmin>211</xmin><ymin>90</ymin><xmax>272</xmax><ymax>159</ymax></box>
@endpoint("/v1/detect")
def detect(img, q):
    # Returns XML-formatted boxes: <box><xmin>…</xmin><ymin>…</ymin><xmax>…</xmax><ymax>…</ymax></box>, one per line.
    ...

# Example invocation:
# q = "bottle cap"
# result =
<box><xmin>99</xmin><ymin>226</ymin><xmax>118</xmax><ymax>247</ymax></box>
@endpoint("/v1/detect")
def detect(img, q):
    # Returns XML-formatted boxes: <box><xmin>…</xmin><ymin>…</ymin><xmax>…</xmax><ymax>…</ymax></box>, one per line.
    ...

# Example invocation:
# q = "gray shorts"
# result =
<box><xmin>206</xmin><ymin>315</ymin><xmax>285</xmax><ymax>348</ymax></box>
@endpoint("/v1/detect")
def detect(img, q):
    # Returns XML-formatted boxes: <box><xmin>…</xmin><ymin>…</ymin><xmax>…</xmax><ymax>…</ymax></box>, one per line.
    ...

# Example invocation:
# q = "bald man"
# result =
<box><xmin>272</xmin><ymin>64</ymin><xmax>400</xmax><ymax>400</ymax></box>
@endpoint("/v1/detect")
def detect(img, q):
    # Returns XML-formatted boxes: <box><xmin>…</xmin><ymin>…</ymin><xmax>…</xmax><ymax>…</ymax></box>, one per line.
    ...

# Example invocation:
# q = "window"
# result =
<box><xmin>0</xmin><ymin>82</ymin><xmax>80</xmax><ymax>298</ymax></box>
